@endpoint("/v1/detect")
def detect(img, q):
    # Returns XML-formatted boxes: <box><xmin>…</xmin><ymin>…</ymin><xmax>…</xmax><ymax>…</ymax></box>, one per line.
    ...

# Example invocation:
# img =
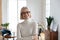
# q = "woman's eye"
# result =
<box><xmin>21</xmin><ymin>11</ymin><xmax>30</xmax><ymax>14</ymax></box>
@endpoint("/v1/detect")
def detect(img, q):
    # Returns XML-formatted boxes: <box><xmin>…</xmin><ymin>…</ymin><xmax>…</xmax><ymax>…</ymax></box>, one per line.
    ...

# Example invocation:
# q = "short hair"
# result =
<box><xmin>20</xmin><ymin>7</ymin><xmax>31</xmax><ymax>19</ymax></box>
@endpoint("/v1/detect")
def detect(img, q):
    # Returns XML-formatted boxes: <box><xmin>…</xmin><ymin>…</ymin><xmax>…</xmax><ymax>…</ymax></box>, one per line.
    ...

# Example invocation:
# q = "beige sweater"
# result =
<box><xmin>17</xmin><ymin>19</ymin><xmax>38</xmax><ymax>40</ymax></box>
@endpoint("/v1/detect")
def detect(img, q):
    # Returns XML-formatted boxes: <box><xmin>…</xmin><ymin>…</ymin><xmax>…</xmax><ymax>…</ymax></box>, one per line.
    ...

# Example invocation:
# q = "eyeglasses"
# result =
<box><xmin>21</xmin><ymin>11</ymin><xmax>30</xmax><ymax>14</ymax></box>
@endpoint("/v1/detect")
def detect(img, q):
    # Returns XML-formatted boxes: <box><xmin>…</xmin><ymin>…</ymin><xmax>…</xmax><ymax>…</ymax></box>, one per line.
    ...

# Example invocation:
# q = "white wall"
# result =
<box><xmin>27</xmin><ymin>0</ymin><xmax>46</xmax><ymax>26</ymax></box>
<box><xmin>27</xmin><ymin>0</ymin><xmax>41</xmax><ymax>23</ymax></box>
<box><xmin>2</xmin><ymin>0</ymin><xmax>9</xmax><ymax>23</ymax></box>
<box><xmin>2</xmin><ymin>0</ymin><xmax>46</xmax><ymax>26</ymax></box>
<box><xmin>50</xmin><ymin>0</ymin><xmax>60</xmax><ymax>40</ymax></box>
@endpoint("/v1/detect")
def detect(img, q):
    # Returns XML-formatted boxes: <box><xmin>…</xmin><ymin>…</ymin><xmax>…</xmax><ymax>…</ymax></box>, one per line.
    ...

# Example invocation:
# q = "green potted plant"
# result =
<box><xmin>46</xmin><ymin>16</ymin><xmax>54</xmax><ymax>30</ymax></box>
<box><xmin>1</xmin><ymin>23</ymin><xmax>9</xmax><ymax>29</ymax></box>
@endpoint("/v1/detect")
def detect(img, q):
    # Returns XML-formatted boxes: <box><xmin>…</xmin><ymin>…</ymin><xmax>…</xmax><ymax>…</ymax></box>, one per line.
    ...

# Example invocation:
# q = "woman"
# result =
<box><xmin>17</xmin><ymin>7</ymin><xmax>38</xmax><ymax>40</ymax></box>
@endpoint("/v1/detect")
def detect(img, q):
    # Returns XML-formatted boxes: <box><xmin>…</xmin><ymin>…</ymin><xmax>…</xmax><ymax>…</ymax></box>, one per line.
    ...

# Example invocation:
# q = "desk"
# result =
<box><xmin>3</xmin><ymin>35</ymin><xmax>15</xmax><ymax>40</ymax></box>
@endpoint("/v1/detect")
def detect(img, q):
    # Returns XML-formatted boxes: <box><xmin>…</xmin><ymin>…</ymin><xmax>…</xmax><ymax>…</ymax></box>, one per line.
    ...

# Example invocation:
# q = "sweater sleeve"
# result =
<box><xmin>32</xmin><ymin>22</ymin><xmax>38</xmax><ymax>36</ymax></box>
<box><xmin>17</xmin><ymin>23</ymin><xmax>23</xmax><ymax>40</ymax></box>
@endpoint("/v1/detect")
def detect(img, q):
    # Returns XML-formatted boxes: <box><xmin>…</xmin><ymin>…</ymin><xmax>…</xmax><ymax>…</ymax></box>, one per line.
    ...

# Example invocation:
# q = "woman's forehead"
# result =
<box><xmin>21</xmin><ymin>9</ymin><xmax>30</xmax><ymax>12</ymax></box>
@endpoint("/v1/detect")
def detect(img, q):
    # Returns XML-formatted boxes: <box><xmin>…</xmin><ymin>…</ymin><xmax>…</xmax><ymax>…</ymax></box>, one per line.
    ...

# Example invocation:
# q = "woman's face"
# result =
<box><xmin>21</xmin><ymin>9</ymin><xmax>31</xmax><ymax>19</ymax></box>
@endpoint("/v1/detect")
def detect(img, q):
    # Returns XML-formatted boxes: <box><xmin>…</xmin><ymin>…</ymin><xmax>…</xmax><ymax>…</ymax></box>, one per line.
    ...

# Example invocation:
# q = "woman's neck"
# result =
<box><xmin>24</xmin><ymin>18</ymin><xmax>31</xmax><ymax>22</ymax></box>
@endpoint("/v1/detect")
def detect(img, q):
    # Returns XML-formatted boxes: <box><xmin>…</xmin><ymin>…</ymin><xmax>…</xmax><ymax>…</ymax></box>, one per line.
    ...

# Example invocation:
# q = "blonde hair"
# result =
<box><xmin>20</xmin><ymin>7</ymin><xmax>31</xmax><ymax>19</ymax></box>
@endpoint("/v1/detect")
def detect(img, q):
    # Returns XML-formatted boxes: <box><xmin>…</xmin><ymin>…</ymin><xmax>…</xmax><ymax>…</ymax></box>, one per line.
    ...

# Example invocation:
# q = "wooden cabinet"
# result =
<box><xmin>50</xmin><ymin>31</ymin><xmax>58</xmax><ymax>40</ymax></box>
<box><xmin>45</xmin><ymin>30</ymin><xmax>58</xmax><ymax>40</ymax></box>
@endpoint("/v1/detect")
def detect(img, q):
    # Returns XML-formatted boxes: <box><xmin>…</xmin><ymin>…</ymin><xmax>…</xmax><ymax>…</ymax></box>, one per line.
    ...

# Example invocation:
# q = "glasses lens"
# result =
<box><xmin>26</xmin><ymin>11</ymin><xmax>30</xmax><ymax>13</ymax></box>
<box><xmin>21</xmin><ymin>11</ymin><xmax>30</xmax><ymax>14</ymax></box>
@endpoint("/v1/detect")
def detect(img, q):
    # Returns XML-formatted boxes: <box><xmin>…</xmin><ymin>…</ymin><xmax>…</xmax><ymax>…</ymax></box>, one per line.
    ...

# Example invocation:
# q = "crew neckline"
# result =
<box><xmin>23</xmin><ymin>18</ymin><xmax>32</xmax><ymax>23</ymax></box>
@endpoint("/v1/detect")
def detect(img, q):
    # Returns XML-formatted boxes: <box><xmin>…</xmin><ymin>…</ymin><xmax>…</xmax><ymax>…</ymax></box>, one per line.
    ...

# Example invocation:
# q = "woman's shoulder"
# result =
<box><xmin>30</xmin><ymin>19</ymin><xmax>38</xmax><ymax>25</ymax></box>
<box><xmin>17</xmin><ymin>23</ymin><xmax>23</xmax><ymax>28</ymax></box>
<box><xmin>17</xmin><ymin>22</ymin><xmax>23</xmax><ymax>25</ymax></box>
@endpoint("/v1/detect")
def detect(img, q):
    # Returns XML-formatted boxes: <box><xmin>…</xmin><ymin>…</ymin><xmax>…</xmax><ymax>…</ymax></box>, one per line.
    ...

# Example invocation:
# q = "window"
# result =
<box><xmin>8</xmin><ymin>0</ymin><xmax>26</xmax><ymax>40</ymax></box>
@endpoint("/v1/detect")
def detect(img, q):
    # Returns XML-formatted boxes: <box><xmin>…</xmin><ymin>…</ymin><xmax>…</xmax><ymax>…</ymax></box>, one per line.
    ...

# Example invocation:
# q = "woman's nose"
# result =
<box><xmin>25</xmin><ymin>13</ymin><xmax>28</xmax><ymax>15</ymax></box>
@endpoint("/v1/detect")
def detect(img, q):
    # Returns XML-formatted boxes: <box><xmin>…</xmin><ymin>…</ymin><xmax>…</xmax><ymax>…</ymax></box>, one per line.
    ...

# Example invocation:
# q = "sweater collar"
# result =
<box><xmin>24</xmin><ymin>18</ymin><xmax>32</xmax><ymax>23</ymax></box>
